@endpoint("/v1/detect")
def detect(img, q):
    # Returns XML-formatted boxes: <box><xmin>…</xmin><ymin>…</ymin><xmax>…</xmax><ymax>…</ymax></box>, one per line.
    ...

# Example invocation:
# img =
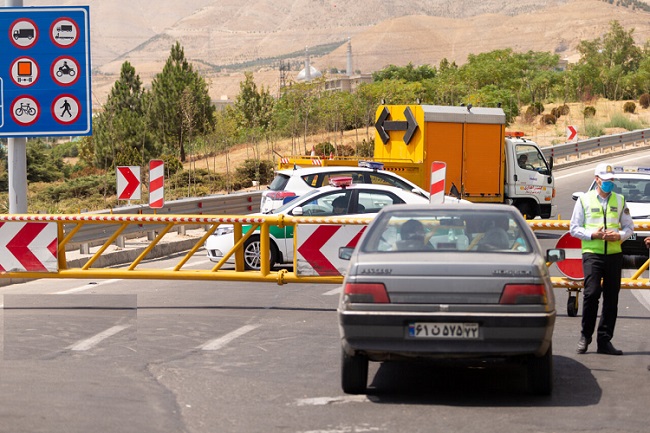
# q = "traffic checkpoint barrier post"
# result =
<box><xmin>1</xmin><ymin>214</ymin><xmax>650</xmax><ymax>292</ymax></box>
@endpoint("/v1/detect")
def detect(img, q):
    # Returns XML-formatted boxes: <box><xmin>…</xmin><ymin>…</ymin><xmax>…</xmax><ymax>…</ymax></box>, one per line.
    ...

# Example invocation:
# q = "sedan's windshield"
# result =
<box><xmin>363</xmin><ymin>210</ymin><xmax>531</xmax><ymax>253</ymax></box>
<box><xmin>591</xmin><ymin>178</ymin><xmax>650</xmax><ymax>202</ymax></box>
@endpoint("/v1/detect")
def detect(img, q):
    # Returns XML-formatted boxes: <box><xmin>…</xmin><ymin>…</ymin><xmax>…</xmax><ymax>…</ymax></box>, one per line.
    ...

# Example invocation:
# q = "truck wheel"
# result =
<box><xmin>243</xmin><ymin>236</ymin><xmax>277</xmax><ymax>271</ymax></box>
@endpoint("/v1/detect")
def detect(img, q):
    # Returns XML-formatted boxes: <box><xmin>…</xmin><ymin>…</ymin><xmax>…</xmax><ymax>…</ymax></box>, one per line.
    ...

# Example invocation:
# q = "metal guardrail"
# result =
<box><xmin>540</xmin><ymin>128</ymin><xmax>649</xmax><ymax>162</ymax></box>
<box><xmin>66</xmin><ymin>190</ymin><xmax>262</xmax><ymax>249</ymax></box>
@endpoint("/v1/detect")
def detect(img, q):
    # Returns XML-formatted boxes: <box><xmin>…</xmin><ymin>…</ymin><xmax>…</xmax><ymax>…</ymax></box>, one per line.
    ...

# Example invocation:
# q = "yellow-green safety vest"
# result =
<box><xmin>579</xmin><ymin>190</ymin><xmax>624</xmax><ymax>254</ymax></box>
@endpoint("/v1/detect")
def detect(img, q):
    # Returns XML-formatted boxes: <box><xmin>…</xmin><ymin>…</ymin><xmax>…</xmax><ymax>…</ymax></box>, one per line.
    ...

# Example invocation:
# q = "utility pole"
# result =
<box><xmin>6</xmin><ymin>0</ymin><xmax>28</xmax><ymax>213</ymax></box>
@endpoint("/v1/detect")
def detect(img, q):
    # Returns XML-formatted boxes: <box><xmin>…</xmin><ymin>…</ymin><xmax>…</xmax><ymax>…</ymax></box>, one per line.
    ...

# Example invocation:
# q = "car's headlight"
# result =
<box><xmin>215</xmin><ymin>226</ymin><xmax>234</xmax><ymax>236</ymax></box>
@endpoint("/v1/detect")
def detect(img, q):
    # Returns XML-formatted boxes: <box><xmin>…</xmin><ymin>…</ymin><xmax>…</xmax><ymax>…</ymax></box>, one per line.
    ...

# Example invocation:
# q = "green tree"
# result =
<box><xmin>91</xmin><ymin>61</ymin><xmax>157</xmax><ymax>169</ymax></box>
<box><xmin>572</xmin><ymin>20</ymin><xmax>643</xmax><ymax>100</ymax></box>
<box><xmin>149</xmin><ymin>42</ymin><xmax>216</xmax><ymax>162</ymax></box>
<box><xmin>26</xmin><ymin>140</ymin><xmax>66</xmax><ymax>182</ymax></box>
<box><xmin>372</xmin><ymin>62</ymin><xmax>437</xmax><ymax>82</ymax></box>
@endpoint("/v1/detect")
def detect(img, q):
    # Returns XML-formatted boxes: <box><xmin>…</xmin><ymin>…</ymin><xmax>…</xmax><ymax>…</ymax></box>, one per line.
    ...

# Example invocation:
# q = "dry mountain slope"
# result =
<box><xmin>24</xmin><ymin>0</ymin><xmax>650</xmax><ymax>105</ymax></box>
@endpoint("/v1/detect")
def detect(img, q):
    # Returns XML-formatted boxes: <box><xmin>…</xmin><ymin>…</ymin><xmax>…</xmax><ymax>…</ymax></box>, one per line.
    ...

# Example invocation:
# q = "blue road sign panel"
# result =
<box><xmin>0</xmin><ymin>6</ymin><xmax>91</xmax><ymax>137</ymax></box>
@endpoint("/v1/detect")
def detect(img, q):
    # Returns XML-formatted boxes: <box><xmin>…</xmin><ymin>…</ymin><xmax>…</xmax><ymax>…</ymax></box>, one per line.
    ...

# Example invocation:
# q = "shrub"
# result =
<box><xmin>526</xmin><ymin>102</ymin><xmax>544</xmax><ymax>117</ymax></box>
<box><xmin>160</xmin><ymin>154</ymin><xmax>183</xmax><ymax>176</ymax></box>
<box><xmin>605</xmin><ymin>113</ymin><xmax>643</xmax><ymax>131</ymax></box>
<box><xmin>41</xmin><ymin>174</ymin><xmax>117</xmax><ymax>202</ymax></box>
<box><xmin>550</xmin><ymin>107</ymin><xmax>561</xmax><ymax>118</ymax></box>
<box><xmin>559</xmin><ymin>104</ymin><xmax>570</xmax><ymax>116</ymax></box>
<box><xmin>540</xmin><ymin>114</ymin><xmax>557</xmax><ymax>125</ymax></box>
<box><xmin>356</xmin><ymin>140</ymin><xmax>373</xmax><ymax>158</ymax></box>
<box><xmin>583</xmin><ymin>106</ymin><xmax>596</xmax><ymax>118</ymax></box>
<box><xmin>314</xmin><ymin>142</ymin><xmax>335</xmax><ymax>156</ymax></box>
<box><xmin>640</xmin><ymin>93</ymin><xmax>650</xmax><ymax>109</ymax></box>
<box><xmin>233</xmin><ymin>159</ymin><xmax>275</xmax><ymax>190</ymax></box>
<box><xmin>336</xmin><ymin>144</ymin><xmax>356</xmax><ymax>157</ymax></box>
<box><xmin>584</xmin><ymin>121</ymin><xmax>604</xmax><ymax>137</ymax></box>
<box><xmin>623</xmin><ymin>101</ymin><xmax>636</xmax><ymax>113</ymax></box>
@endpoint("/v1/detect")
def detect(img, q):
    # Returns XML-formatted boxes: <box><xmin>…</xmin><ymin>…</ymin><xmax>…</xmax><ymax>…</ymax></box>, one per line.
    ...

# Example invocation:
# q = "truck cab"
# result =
<box><xmin>505</xmin><ymin>132</ymin><xmax>556</xmax><ymax>219</ymax></box>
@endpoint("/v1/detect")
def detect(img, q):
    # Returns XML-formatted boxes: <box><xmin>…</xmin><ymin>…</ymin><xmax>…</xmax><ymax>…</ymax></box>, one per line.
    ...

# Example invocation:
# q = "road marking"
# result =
<box><xmin>67</xmin><ymin>324</ymin><xmax>131</xmax><ymax>351</ymax></box>
<box><xmin>555</xmin><ymin>156</ymin><xmax>645</xmax><ymax>180</ymax></box>
<box><xmin>293</xmin><ymin>395</ymin><xmax>370</xmax><ymax>406</ymax></box>
<box><xmin>199</xmin><ymin>324</ymin><xmax>259</xmax><ymax>351</ymax></box>
<box><xmin>56</xmin><ymin>279</ymin><xmax>121</xmax><ymax>294</ymax></box>
<box><xmin>323</xmin><ymin>287</ymin><xmax>341</xmax><ymax>296</ymax></box>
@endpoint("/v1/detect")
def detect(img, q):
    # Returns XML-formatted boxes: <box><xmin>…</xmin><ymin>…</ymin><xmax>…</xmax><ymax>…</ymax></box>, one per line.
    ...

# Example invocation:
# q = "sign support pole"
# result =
<box><xmin>6</xmin><ymin>0</ymin><xmax>27</xmax><ymax>214</ymax></box>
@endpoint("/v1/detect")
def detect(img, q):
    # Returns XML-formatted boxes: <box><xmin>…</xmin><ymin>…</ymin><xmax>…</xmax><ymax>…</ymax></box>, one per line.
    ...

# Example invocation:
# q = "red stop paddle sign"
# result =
<box><xmin>555</xmin><ymin>231</ymin><xmax>584</xmax><ymax>280</ymax></box>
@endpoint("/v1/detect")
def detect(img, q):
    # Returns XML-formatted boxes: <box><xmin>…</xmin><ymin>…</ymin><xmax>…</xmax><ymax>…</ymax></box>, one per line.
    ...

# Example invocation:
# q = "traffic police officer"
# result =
<box><xmin>570</xmin><ymin>163</ymin><xmax>634</xmax><ymax>355</ymax></box>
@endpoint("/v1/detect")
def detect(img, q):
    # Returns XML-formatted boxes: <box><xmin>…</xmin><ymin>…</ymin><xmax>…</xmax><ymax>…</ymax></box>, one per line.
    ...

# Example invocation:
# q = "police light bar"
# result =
<box><xmin>329</xmin><ymin>176</ymin><xmax>353</xmax><ymax>188</ymax></box>
<box><xmin>358</xmin><ymin>161</ymin><xmax>384</xmax><ymax>170</ymax></box>
<box><xmin>613</xmin><ymin>166</ymin><xmax>650</xmax><ymax>174</ymax></box>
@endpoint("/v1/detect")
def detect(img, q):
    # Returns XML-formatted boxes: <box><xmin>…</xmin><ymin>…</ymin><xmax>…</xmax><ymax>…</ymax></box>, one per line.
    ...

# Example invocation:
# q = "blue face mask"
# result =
<box><xmin>600</xmin><ymin>180</ymin><xmax>614</xmax><ymax>193</ymax></box>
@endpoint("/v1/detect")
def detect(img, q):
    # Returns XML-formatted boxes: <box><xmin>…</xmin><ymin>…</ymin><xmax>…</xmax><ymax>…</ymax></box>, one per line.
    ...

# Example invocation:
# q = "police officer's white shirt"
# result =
<box><xmin>569</xmin><ymin>191</ymin><xmax>634</xmax><ymax>242</ymax></box>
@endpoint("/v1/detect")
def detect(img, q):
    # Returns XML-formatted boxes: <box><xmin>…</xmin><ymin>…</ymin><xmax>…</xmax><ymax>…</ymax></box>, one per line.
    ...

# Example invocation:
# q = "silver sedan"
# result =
<box><xmin>337</xmin><ymin>203</ymin><xmax>564</xmax><ymax>395</ymax></box>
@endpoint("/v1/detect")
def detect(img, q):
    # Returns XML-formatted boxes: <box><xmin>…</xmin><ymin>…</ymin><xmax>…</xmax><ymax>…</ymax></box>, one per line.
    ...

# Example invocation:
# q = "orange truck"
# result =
<box><xmin>278</xmin><ymin>104</ymin><xmax>557</xmax><ymax>219</ymax></box>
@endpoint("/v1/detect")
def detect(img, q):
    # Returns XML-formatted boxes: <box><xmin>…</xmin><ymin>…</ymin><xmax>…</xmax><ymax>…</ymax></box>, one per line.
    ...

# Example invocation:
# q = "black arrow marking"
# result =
<box><xmin>375</xmin><ymin>106</ymin><xmax>418</xmax><ymax>145</ymax></box>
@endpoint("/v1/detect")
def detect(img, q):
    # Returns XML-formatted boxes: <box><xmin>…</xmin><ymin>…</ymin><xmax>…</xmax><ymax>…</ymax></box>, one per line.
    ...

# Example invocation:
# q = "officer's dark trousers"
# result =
<box><xmin>581</xmin><ymin>252</ymin><xmax>623</xmax><ymax>344</ymax></box>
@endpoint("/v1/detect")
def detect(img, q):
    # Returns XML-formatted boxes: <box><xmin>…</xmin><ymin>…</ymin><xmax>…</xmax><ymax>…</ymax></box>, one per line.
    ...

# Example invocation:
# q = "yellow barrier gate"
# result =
<box><xmin>1</xmin><ymin>215</ymin><xmax>650</xmax><ymax>294</ymax></box>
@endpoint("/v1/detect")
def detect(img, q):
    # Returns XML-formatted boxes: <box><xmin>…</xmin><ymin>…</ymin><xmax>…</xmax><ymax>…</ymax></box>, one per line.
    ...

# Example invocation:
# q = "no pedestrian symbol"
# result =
<box><xmin>51</xmin><ymin>95</ymin><xmax>80</xmax><ymax>125</ymax></box>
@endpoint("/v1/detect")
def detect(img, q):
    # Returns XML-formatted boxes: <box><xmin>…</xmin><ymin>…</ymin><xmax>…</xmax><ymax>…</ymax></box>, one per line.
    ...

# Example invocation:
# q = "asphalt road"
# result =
<box><xmin>1</xmin><ymin>153</ymin><xmax>650</xmax><ymax>433</ymax></box>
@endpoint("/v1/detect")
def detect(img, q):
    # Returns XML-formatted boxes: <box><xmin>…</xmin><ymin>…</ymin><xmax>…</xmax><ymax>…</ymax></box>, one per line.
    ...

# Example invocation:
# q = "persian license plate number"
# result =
<box><xmin>408</xmin><ymin>322</ymin><xmax>479</xmax><ymax>339</ymax></box>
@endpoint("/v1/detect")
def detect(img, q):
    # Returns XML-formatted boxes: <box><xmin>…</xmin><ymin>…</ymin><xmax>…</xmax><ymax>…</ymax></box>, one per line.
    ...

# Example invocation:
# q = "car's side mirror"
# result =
<box><xmin>546</xmin><ymin>248</ymin><xmax>565</xmax><ymax>263</ymax></box>
<box><xmin>571</xmin><ymin>192</ymin><xmax>584</xmax><ymax>201</ymax></box>
<box><xmin>292</xmin><ymin>206</ymin><xmax>304</xmax><ymax>216</ymax></box>
<box><xmin>339</xmin><ymin>246</ymin><xmax>354</xmax><ymax>260</ymax></box>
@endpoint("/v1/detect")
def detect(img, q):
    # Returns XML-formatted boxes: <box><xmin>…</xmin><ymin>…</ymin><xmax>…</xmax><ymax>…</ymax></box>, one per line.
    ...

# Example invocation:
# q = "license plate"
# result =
<box><xmin>408</xmin><ymin>322</ymin><xmax>479</xmax><ymax>339</ymax></box>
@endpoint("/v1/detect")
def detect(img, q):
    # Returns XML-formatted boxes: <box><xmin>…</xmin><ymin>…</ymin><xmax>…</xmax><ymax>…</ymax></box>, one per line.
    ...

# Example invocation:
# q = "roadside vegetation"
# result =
<box><xmin>1</xmin><ymin>20</ymin><xmax>650</xmax><ymax>213</ymax></box>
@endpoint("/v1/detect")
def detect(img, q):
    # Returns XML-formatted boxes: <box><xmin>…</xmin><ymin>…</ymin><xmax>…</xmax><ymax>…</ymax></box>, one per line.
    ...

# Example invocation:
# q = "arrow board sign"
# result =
<box><xmin>296</xmin><ymin>225</ymin><xmax>366</xmax><ymax>276</ymax></box>
<box><xmin>375</xmin><ymin>106</ymin><xmax>419</xmax><ymax>145</ymax></box>
<box><xmin>0</xmin><ymin>222</ymin><xmax>58</xmax><ymax>272</ymax></box>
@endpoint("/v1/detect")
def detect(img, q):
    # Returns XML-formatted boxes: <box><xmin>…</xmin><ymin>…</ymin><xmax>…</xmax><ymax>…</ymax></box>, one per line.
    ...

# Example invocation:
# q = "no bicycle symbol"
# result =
<box><xmin>11</xmin><ymin>96</ymin><xmax>40</xmax><ymax>126</ymax></box>
<box><xmin>51</xmin><ymin>94</ymin><xmax>81</xmax><ymax>125</ymax></box>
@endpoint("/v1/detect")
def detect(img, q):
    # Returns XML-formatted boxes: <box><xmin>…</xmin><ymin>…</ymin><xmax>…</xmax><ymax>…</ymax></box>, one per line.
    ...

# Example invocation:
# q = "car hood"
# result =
<box><xmin>627</xmin><ymin>202</ymin><xmax>650</xmax><ymax>219</ymax></box>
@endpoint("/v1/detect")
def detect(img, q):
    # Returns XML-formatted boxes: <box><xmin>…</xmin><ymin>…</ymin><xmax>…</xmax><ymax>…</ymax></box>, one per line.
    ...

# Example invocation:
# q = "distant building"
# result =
<box><xmin>324</xmin><ymin>73</ymin><xmax>373</xmax><ymax>92</ymax></box>
<box><xmin>296</xmin><ymin>47</ymin><xmax>322</xmax><ymax>82</ymax></box>
<box><xmin>294</xmin><ymin>39</ymin><xmax>372</xmax><ymax>92</ymax></box>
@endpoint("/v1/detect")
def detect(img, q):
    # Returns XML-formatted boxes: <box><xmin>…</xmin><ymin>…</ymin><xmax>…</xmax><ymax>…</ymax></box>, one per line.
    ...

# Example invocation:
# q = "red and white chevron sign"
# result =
<box><xmin>430</xmin><ymin>161</ymin><xmax>446</xmax><ymax>204</ymax></box>
<box><xmin>296</xmin><ymin>225</ymin><xmax>366</xmax><ymax>276</ymax></box>
<box><xmin>0</xmin><ymin>222</ymin><xmax>58</xmax><ymax>272</ymax></box>
<box><xmin>117</xmin><ymin>166</ymin><xmax>141</xmax><ymax>200</ymax></box>
<box><xmin>149</xmin><ymin>160</ymin><xmax>164</xmax><ymax>209</ymax></box>
<box><xmin>567</xmin><ymin>125</ymin><xmax>577</xmax><ymax>141</ymax></box>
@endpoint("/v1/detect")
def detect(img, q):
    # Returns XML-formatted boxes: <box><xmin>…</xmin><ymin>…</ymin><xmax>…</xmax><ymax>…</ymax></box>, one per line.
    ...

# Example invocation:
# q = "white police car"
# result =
<box><xmin>260</xmin><ymin>162</ymin><xmax>429</xmax><ymax>213</ymax></box>
<box><xmin>572</xmin><ymin>166</ymin><xmax>650</xmax><ymax>267</ymax></box>
<box><xmin>207</xmin><ymin>177</ymin><xmax>463</xmax><ymax>271</ymax></box>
